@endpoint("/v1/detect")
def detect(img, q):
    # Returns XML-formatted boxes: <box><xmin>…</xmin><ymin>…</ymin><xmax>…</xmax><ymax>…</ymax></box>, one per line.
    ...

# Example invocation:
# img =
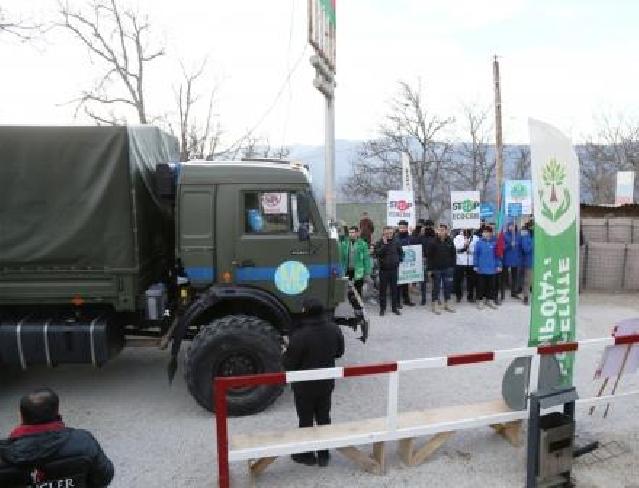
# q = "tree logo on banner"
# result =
<box><xmin>538</xmin><ymin>158</ymin><xmax>571</xmax><ymax>229</ymax></box>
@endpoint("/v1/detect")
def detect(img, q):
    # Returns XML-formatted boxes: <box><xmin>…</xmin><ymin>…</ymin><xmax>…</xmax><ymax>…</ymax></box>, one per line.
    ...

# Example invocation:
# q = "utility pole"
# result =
<box><xmin>309</xmin><ymin>0</ymin><xmax>336</xmax><ymax>223</ymax></box>
<box><xmin>493</xmin><ymin>55</ymin><xmax>504</xmax><ymax>203</ymax></box>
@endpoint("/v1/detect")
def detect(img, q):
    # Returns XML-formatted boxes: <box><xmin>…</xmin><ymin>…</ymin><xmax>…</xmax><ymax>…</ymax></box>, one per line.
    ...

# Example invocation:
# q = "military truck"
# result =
<box><xmin>0</xmin><ymin>126</ymin><xmax>366</xmax><ymax>416</ymax></box>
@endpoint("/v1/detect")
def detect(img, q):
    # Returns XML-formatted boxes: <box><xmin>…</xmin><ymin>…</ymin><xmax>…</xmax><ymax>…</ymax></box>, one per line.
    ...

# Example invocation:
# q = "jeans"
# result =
<box><xmin>431</xmin><ymin>267</ymin><xmax>453</xmax><ymax>302</ymax></box>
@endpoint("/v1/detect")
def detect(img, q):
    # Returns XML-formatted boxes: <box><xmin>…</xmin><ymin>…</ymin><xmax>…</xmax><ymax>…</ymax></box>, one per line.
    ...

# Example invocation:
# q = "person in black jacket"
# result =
<box><xmin>426</xmin><ymin>223</ymin><xmax>457</xmax><ymax>314</ymax></box>
<box><xmin>374</xmin><ymin>225</ymin><xmax>404</xmax><ymax>316</ymax></box>
<box><xmin>283</xmin><ymin>298</ymin><xmax>345</xmax><ymax>467</ymax></box>
<box><xmin>0</xmin><ymin>387</ymin><xmax>114</xmax><ymax>487</ymax></box>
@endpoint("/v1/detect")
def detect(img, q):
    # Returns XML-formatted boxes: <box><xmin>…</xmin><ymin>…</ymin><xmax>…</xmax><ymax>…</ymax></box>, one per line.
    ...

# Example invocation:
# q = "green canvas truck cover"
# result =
<box><xmin>0</xmin><ymin>125</ymin><xmax>178</xmax><ymax>275</ymax></box>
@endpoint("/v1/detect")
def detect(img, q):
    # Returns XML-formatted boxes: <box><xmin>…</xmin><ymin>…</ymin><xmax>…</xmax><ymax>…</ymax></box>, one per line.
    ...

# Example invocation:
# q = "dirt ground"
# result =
<box><xmin>1</xmin><ymin>292</ymin><xmax>638</xmax><ymax>487</ymax></box>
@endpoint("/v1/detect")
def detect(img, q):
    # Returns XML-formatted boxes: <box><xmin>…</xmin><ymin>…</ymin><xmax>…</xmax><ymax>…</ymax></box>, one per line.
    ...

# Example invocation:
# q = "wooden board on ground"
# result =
<box><xmin>231</xmin><ymin>399</ymin><xmax>522</xmax><ymax>483</ymax></box>
<box><xmin>230</xmin><ymin>400</ymin><xmax>518</xmax><ymax>452</ymax></box>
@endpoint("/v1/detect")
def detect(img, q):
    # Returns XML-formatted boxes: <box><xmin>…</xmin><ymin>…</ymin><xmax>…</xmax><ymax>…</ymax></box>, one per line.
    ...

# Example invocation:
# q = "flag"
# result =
<box><xmin>528</xmin><ymin>118</ymin><xmax>580</xmax><ymax>385</ymax></box>
<box><xmin>401</xmin><ymin>152</ymin><xmax>413</xmax><ymax>192</ymax></box>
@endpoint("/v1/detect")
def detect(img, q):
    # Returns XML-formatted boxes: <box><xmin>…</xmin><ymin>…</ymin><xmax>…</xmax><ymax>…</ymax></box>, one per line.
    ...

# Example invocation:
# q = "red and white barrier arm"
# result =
<box><xmin>214</xmin><ymin>334</ymin><xmax>639</xmax><ymax>488</ymax></box>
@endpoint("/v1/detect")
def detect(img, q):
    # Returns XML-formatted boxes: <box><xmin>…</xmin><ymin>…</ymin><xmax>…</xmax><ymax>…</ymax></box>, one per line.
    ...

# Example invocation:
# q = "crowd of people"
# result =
<box><xmin>339</xmin><ymin>212</ymin><xmax>536</xmax><ymax>316</ymax></box>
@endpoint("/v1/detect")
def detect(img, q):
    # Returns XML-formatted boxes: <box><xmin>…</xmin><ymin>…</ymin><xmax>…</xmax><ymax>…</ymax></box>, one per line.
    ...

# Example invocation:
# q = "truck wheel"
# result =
<box><xmin>186</xmin><ymin>314</ymin><xmax>283</xmax><ymax>416</ymax></box>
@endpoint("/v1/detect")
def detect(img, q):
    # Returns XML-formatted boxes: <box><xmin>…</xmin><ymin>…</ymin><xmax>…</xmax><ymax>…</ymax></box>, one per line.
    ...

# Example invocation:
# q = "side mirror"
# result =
<box><xmin>298</xmin><ymin>223</ymin><xmax>310</xmax><ymax>241</ymax></box>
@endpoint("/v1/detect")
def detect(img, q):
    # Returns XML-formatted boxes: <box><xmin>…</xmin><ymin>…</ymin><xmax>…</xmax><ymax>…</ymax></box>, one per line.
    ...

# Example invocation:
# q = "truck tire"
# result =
<box><xmin>186</xmin><ymin>314</ymin><xmax>283</xmax><ymax>416</ymax></box>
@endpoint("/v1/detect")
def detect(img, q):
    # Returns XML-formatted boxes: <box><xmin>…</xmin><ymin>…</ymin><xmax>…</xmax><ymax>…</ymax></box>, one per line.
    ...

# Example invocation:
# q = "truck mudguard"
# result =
<box><xmin>167</xmin><ymin>285</ymin><xmax>292</xmax><ymax>381</ymax></box>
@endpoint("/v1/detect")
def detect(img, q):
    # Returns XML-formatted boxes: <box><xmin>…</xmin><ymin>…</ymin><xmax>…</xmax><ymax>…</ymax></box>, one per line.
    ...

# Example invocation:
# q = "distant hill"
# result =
<box><xmin>288</xmin><ymin>141</ymin><xmax>534</xmax><ymax>202</ymax></box>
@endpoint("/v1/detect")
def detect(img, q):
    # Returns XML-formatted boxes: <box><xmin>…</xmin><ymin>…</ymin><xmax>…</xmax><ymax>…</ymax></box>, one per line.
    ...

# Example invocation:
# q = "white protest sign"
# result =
<box><xmin>398</xmin><ymin>244</ymin><xmax>424</xmax><ymax>284</ymax></box>
<box><xmin>505</xmin><ymin>180</ymin><xmax>533</xmax><ymax>215</ymax></box>
<box><xmin>387</xmin><ymin>190</ymin><xmax>415</xmax><ymax>227</ymax></box>
<box><xmin>597</xmin><ymin>318</ymin><xmax>639</xmax><ymax>378</ymax></box>
<box><xmin>615</xmin><ymin>171</ymin><xmax>635</xmax><ymax>205</ymax></box>
<box><xmin>261</xmin><ymin>192</ymin><xmax>288</xmax><ymax>214</ymax></box>
<box><xmin>451</xmin><ymin>191</ymin><xmax>481</xmax><ymax>229</ymax></box>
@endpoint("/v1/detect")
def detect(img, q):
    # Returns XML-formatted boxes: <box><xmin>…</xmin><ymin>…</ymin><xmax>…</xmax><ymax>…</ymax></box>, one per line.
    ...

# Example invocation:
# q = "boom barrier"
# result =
<box><xmin>214</xmin><ymin>333</ymin><xmax>639</xmax><ymax>487</ymax></box>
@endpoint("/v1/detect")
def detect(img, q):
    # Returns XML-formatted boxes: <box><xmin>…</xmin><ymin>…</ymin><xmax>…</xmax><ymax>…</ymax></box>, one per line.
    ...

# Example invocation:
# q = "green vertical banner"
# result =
<box><xmin>528</xmin><ymin>118</ymin><xmax>580</xmax><ymax>385</ymax></box>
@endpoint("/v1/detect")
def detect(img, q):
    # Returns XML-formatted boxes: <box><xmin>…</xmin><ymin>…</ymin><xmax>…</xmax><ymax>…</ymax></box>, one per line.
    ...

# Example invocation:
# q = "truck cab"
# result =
<box><xmin>176</xmin><ymin>160</ymin><xmax>345</xmax><ymax>316</ymax></box>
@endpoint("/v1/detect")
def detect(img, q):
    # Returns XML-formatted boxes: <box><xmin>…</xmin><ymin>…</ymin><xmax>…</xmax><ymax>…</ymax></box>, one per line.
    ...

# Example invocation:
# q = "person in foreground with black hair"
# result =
<box><xmin>0</xmin><ymin>387</ymin><xmax>114</xmax><ymax>487</ymax></box>
<box><xmin>283</xmin><ymin>298</ymin><xmax>345</xmax><ymax>467</ymax></box>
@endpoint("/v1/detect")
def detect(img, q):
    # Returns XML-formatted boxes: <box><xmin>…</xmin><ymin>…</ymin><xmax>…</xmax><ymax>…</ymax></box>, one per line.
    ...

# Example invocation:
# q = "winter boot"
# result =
<box><xmin>487</xmin><ymin>300</ymin><xmax>498</xmax><ymax>310</ymax></box>
<box><xmin>477</xmin><ymin>299</ymin><xmax>485</xmax><ymax>310</ymax></box>
<box><xmin>431</xmin><ymin>302</ymin><xmax>441</xmax><ymax>315</ymax></box>
<box><xmin>444</xmin><ymin>301</ymin><xmax>456</xmax><ymax>313</ymax></box>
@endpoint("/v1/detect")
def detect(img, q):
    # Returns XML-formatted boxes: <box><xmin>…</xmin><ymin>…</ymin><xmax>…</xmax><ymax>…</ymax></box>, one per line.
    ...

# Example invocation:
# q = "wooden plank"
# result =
<box><xmin>411</xmin><ymin>432</ymin><xmax>454</xmax><ymax>466</ymax></box>
<box><xmin>372</xmin><ymin>442</ymin><xmax>386</xmax><ymax>474</ymax></box>
<box><xmin>249</xmin><ymin>457</ymin><xmax>277</xmax><ymax>476</ymax></box>
<box><xmin>231</xmin><ymin>400</ymin><xmax>515</xmax><ymax>451</ymax></box>
<box><xmin>398</xmin><ymin>438</ymin><xmax>415</xmax><ymax>465</ymax></box>
<box><xmin>496</xmin><ymin>420</ymin><xmax>522</xmax><ymax>447</ymax></box>
<box><xmin>336</xmin><ymin>446</ymin><xmax>382</xmax><ymax>475</ymax></box>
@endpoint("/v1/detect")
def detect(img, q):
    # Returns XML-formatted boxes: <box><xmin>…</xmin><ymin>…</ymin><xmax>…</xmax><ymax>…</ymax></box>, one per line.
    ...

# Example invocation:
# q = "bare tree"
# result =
<box><xmin>450</xmin><ymin>104</ymin><xmax>495</xmax><ymax>198</ymax></box>
<box><xmin>58</xmin><ymin>0</ymin><xmax>164</xmax><ymax>124</ymax></box>
<box><xmin>343</xmin><ymin>80</ymin><xmax>454</xmax><ymax>221</ymax></box>
<box><xmin>581</xmin><ymin>114</ymin><xmax>639</xmax><ymax>203</ymax></box>
<box><xmin>174</xmin><ymin>59</ymin><xmax>223</xmax><ymax>160</ymax></box>
<box><xmin>0</xmin><ymin>6</ymin><xmax>42</xmax><ymax>40</ymax></box>
<box><xmin>509</xmin><ymin>146</ymin><xmax>531</xmax><ymax>180</ymax></box>
<box><xmin>239</xmin><ymin>136</ymin><xmax>289</xmax><ymax>160</ymax></box>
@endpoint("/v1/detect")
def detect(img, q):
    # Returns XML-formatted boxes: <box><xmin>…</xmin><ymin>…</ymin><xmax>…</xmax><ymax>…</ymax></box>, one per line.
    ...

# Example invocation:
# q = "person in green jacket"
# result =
<box><xmin>339</xmin><ymin>226</ymin><xmax>372</xmax><ymax>301</ymax></box>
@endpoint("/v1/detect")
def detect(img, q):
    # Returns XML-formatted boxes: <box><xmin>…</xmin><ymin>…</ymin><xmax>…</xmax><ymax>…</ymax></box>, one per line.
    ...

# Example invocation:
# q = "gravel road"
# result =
<box><xmin>2</xmin><ymin>292</ymin><xmax>638</xmax><ymax>487</ymax></box>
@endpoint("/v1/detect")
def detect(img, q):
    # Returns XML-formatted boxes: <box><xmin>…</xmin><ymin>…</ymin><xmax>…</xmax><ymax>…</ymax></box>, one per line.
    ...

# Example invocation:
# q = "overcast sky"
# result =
<box><xmin>2</xmin><ymin>0</ymin><xmax>639</xmax><ymax>146</ymax></box>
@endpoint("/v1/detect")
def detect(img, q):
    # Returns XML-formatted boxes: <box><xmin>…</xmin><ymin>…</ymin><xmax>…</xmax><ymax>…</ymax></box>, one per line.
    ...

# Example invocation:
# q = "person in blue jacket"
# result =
<box><xmin>501</xmin><ymin>221</ymin><xmax>522</xmax><ymax>300</ymax></box>
<box><xmin>474</xmin><ymin>225</ymin><xmax>502</xmax><ymax>309</ymax></box>
<box><xmin>519</xmin><ymin>221</ymin><xmax>534</xmax><ymax>305</ymax></box>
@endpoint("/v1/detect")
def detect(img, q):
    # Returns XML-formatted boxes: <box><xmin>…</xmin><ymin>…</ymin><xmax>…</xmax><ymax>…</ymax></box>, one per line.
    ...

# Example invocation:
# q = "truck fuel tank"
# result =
<box><xmin>0</xmin><ymin>314</ymin><xmax>124</xmax><ymax>368</ymax></box>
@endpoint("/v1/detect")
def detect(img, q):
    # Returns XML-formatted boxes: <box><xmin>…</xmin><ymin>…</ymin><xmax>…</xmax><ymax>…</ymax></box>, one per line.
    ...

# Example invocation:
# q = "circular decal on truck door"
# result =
<box><xmin>274</xmin><ymin>261</ymin><xmax>310</xmax><ymax>295</ymax></box>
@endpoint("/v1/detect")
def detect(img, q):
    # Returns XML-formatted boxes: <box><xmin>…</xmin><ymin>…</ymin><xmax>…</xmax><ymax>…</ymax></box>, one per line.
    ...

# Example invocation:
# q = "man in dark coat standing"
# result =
<box><xmin>283</xmin><ymin>298</ymin><xmax>345</xmax><ymax>467</ymax></box>
<box><xmin>374</xmin><ymin>225</ymin><xmax>404</xmax><ymax>316</ymax></box>
<box><xmin>426</xmin><ymin>223</ymin><xmax>457</xmax><ymax>314</ymax></box>
<box><xmin>0</xmin><ymin>387</ymin><xmax>114</xmax><ymax>487</ymax></box>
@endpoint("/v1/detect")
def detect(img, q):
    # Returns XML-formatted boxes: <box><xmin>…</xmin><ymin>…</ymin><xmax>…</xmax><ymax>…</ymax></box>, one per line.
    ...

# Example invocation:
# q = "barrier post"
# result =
<box><xmin>214</xmin><ymin>378</ymin><xmax>230</xmax><ymax>488</ymax></box>
<box><xmin>386</xmin><ymin>371</ymin><xmax>399</xmax><ymax>430</ymax></box>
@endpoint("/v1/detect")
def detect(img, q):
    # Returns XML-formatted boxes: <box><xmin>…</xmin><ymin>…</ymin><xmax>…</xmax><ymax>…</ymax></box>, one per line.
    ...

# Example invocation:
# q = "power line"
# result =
<box><xmin>225</xmin><ymin>43</ymin><xmax>308</xmax><ymax>155</ymax></box>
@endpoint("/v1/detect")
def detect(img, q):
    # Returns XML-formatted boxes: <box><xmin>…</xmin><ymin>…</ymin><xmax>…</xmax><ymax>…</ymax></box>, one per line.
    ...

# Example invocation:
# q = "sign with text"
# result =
<box><xmin>508</xmin><ymin>202</ymin><xmax>522</xmax><ymax>217</ymax></box>
<box><xmin>505</xmin><ymin>180</ymin><xmax>533</xmax><ymax>215</ymax></box>
<box><xmin>480</xmin><ymin>202</ymin><xmax>495</xmax><ymax>219</ymax></box>
<box><xmin>451</xmin><ymin>191</ymin><xmax>481</xmax><ymax>229</ymax></box>
<box><xmin>529</xmin><ymin>118</ymin><xmax>580</xmax><ymax>385</ymax></box>
<box><xmin>387</xmin><ymin>190</ymin><xmax>415</xmax><ymax>227</ymax></box>
<box><xmin>261</xmin><ymin>192</ymin><xmax>288</xmax><ymax>214</ymax></box>
<box><xmin>615</xmin><ymin>171</ymin><xmax>635</xmax><ymax>205</ymax></box>
<box><xmin>398</xmin><ymin>244</ymin><xmax>424</xmax><ymax>284</ymax></box>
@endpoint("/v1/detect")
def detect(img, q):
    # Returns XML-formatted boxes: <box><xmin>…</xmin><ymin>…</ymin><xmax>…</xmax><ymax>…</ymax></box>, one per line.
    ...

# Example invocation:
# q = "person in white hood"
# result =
<box><xmin>453</xmin><ymin>229</ymin><xmax>479</xmax><ymax>302</ymax></box>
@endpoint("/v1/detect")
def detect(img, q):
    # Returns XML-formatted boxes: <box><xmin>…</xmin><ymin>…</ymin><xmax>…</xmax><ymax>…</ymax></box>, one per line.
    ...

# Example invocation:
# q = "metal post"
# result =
<box><xmin>493</xmin><ymin>55</ymin><xmax>503</xmax><ymax>201</ymax></box>
<box><xmin>325</xmin><ymin>93</ymin><xmax>336</xmax><ymax>222</ymax></box>
<box><xmin>526</xmin><ymin>392</ymin><xmax>540</xmax><ymax>488</ymax></box>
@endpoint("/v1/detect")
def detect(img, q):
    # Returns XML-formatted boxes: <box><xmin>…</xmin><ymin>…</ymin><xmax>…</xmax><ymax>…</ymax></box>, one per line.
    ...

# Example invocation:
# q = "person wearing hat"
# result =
<box><xmin>283</xmin><ymin>298</ymin><xmax>345</xmax><ymax>467</ymax></box>
<box><xmin>473</xmin><ymin>225</ymin><xmax>502</xmax><ymax>309</ymax></box>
